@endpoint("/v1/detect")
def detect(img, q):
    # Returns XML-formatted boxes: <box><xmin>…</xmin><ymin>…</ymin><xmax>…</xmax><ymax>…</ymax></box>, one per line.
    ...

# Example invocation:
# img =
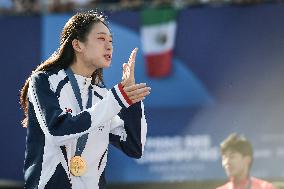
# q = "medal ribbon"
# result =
<box><xmin>66</xmin><ymin>68</ymin><xmax>92</xmax><ymax>156</ymax></box>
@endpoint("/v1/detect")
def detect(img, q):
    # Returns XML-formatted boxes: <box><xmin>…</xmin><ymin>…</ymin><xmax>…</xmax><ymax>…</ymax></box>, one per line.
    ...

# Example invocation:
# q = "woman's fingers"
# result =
<box><xmin>129</xmin><ymin>48</ymin><xmax>137</xmax><ymax>74</ymax></box>
<box><xmin>129</xmin><ymin>90</ymin><xmax>150</xmax><ymax>101</ymax></box>
<box><xmin>123</xmin><ymin>63</ymin><xmax>127</xmax><ymax>72</ymax></box>
<box><xmin>126</xmin><ymin>87</ymin><xmax>150</xmax><ymax>97</ymax></box>
<box><xmin>124</xmin><ymin>83</ymin><xmax>147</xmax><ymax>93</ymax></box>
<box><xmin>122</xmin><ymin>63</ymin><xmax>127</xmax><ymax>80</ymax></box>
<box><xmin>131</xmin><ymin>97</ymin><xmax>146</xmax><ymax>104</ymax></box>
<box><xmin>121</xmin><ymin>48</ymin><xmax>138</xmax><ymax>88</ymax></box>
<box><xmin>127</xmin><ymin>48</ymin><xmax>137</xmax><ymax>79</ymax></box>
<box><xmin>122</xmin><ymin>63</ymin><xmax>130</xmax><ymax>80</ymax></box>
<box><xmin>124</xmin><ymin>83</ymin><xmax>151</xmax><ymax>103</ymax></box>
<box><xmin>129</xmin><ymin>48</ymin><xmax>137</xmax><ymax>65</ymax></box>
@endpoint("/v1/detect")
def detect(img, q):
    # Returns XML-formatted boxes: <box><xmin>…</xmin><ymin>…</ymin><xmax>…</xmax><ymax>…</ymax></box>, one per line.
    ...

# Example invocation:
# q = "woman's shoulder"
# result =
<box><xmin>30</xmin><ymin>70</ymin><xmax>49</xmax><ymax>81</ymax></box>
<box><xmin>31</xmin><ymin>68</ymin><xmax>66</xmax><ymax>81</ymax></box>
<box><xmin>30</xmin><ymin>68</ymin><xmax>67</xmax><ymax>89</ymax></box>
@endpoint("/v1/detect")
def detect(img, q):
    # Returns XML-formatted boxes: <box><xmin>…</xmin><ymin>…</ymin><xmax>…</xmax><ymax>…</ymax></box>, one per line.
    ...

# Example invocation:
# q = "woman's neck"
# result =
<box><xmin>70</xmin><ymin>60</ymin><xmax>95</xmax><ymax>78</ymax></box>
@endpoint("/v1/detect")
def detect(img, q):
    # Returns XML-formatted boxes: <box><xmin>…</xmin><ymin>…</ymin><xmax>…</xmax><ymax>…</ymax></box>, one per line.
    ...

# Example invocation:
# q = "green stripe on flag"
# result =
<box><xmin>141</xmin><ymin>8</ymin><xmax>177</xmax><ymax>25</ymax></box>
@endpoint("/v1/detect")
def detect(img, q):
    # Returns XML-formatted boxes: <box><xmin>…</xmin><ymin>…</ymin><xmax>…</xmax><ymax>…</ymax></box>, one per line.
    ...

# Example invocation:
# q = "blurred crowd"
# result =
<box><xmin>0</xmin><ymin>0</ymin><xmax>283</xmax><ymax>14</ymax></box>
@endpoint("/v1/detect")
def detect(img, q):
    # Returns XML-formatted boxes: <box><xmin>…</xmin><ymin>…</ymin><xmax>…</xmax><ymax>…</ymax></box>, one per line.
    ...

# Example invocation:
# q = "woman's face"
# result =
<box><xmin>79</xmin><ymin>21</ymin><xmax>113</xmax><ymax>69</ymax></box>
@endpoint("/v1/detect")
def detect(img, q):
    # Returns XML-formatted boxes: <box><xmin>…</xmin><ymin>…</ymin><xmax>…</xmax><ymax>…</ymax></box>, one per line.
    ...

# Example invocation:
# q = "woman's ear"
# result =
<box><xmin>72</xmin><ymin>39</ymin><xmax>83</xmax><ymax>52</ymax></box>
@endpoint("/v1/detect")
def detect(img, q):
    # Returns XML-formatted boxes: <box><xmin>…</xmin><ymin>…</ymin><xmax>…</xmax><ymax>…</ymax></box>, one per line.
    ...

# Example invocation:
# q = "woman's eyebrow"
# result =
<box><xmin>97</xmin><ymin>32</ymin><xmax>112</xmax><ymax>38</ymax></box>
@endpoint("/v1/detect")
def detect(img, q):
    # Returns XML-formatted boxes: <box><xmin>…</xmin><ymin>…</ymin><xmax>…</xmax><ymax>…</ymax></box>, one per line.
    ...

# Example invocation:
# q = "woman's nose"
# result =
<box><xmin>106</xmin><ymin>42</ymin><xmax>112</xmax><ymax>51</ymax></box>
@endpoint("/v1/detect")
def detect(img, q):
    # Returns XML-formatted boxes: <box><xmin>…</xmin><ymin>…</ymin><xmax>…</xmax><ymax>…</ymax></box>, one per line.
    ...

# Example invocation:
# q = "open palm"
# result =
<box><xmin>121</xmin><ymin>48</ymin><xmax>137</xmax><ymax>87</ymax></box>
<box><xmin>120</xmin><ymin>48</ymin><xmax>150</xmax><ymax>104</ymax></box>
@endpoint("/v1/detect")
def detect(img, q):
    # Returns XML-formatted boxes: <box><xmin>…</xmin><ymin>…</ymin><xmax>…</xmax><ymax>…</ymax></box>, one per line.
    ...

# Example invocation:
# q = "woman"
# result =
<box><xmin>20</xmin><ymin>11</ymin><xmax>150</xmax><ymax>189</ymax></box>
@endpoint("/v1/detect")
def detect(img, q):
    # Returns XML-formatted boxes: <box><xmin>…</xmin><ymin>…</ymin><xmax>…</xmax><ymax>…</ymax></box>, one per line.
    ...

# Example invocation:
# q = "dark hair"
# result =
<box><xmin>221</xmin><ymin>133</ymin><xmax>253</xmax><ymax>157</ymax></box>
<box><xmin>20</xmin><ymin>11</ymin><xmax>109</xmax><ymax>127</ymax></box>
<box><xmin>220</xmin><ymin>133</ymin><xmax>253</xmax><ymax>167</ymax></box>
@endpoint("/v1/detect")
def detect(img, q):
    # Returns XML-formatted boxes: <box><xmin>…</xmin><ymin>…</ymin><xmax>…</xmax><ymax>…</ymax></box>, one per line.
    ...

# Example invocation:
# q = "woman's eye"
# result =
<box><xmin>98</xmin><ymin>37</ymin><xmax>105</xmax><ymax>41</ymax></box>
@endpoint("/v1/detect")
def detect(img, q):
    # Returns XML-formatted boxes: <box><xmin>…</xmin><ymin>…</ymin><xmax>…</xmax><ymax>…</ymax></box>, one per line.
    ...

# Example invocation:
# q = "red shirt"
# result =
<box><xmin>216</xmin><ymin>177</ymin><xmax>276</xmax><ymax>189</ymax></box>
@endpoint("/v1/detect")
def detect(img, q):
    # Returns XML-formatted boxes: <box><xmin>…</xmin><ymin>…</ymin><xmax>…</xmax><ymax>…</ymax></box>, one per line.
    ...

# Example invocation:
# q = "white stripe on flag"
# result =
<box><xmin>141</xmin><ymin>21</ymin><xmax>177</xmax><ymax>54</ymax></box>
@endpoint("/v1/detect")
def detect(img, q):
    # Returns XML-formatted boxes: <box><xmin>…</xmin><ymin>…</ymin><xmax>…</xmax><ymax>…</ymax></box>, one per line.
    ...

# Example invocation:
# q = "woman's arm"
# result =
<box><xmin>28</xmin><ymin>71</ymin><xmax>133</xmax><ymax>146</ymax></box>
<box><xmin>109</xmin><ymin>101</ymin><xmax>147</xmax><ymax>158</ymax></box>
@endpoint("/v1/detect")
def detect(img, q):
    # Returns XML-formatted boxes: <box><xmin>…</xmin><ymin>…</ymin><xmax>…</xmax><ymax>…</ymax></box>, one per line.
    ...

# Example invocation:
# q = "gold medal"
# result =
<box><xmin>70</xmin><ymin>156</ymin><xmax>87</xmax><ymax>176</ymax></box>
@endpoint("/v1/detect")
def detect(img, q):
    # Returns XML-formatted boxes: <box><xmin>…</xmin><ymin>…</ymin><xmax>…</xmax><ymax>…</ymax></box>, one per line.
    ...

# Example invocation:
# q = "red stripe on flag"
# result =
<box><xmin>145</xmin><ymin>50</ymin><xmax>173</xmax><ymax>78</ymax></box>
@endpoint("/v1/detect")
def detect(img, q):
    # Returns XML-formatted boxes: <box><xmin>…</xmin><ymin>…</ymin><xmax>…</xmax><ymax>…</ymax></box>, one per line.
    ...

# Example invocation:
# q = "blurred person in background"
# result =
<box><xmin>0</xmin><ymin>0</ymin><xmax>13</xmax><ymax>13</ymax></box>
<box><xmin>0</xmin><ymin>0</ymin><xmax>39</xmax><ymax>14</ymax></box>
<box><xmin>48</xmin><ymin>0</ymin><xmax>75</xmax><ymax>12</ymax></box>
<box><xmin>12</xmin><ymin>0</ymin><xmax>39</xmax><ymax>13</ymax></box>
<box><xmin>217</xmin><ymin>133</ymin><xmax>276</xmax><ymax>189</ymax></box>
<box><xmin>20</xmin><ymin>11</ymin><xmax>150</xmax><ymax>189</ymax></box>
<box><xmin>119</xmin><ymin>0</ymin><xmax>142</xmax><ymax>9</ymax></box>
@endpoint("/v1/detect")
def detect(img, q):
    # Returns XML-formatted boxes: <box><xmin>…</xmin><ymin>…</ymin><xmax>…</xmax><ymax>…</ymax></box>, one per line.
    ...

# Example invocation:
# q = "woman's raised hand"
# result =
<box><xmin>121</xmin><ymin>48</ymin><xmax>150</xmax><ymax>103</ymax></box>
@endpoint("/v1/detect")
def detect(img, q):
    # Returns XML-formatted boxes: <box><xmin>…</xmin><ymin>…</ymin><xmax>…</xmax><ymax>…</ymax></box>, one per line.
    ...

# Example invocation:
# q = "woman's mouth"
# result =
<box><xmin>104</xmin><ymin>54</ymin><xmax>111</xmax><ymax>62</ymax></box>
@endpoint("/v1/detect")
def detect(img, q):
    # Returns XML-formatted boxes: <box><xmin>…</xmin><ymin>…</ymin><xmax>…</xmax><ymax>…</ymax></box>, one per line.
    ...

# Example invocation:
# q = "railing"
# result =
<box><xmin>0</xmin><ymin>0</ymin><xmax>283</xmax><ymax>15</ymax></box>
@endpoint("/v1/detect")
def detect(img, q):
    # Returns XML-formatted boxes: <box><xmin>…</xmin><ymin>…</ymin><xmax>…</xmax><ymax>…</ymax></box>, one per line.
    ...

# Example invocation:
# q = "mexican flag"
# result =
<box><xmin>141</xmin><ymin>8</ymin><xmax>177</xmax><ymax>78</ymax></box>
